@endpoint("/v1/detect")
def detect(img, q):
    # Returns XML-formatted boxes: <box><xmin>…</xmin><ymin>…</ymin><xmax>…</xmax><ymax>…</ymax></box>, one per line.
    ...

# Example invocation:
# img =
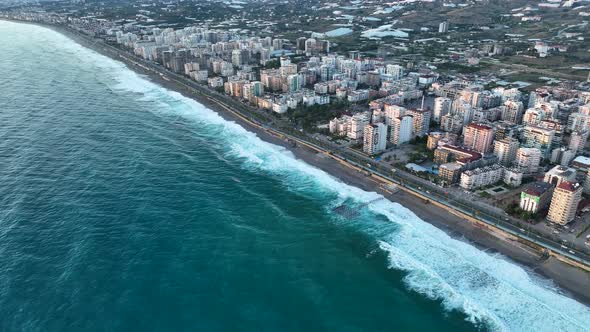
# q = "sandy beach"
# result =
<box><xmin>19</xmin><ymin>21</ymin><xmax>590</xmax><ymax>306</ymax></box>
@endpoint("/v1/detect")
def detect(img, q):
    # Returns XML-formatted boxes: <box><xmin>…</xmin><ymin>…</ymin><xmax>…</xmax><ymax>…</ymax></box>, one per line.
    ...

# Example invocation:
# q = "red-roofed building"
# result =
<box><xmin>434</xmin><ymin>144</ymin><xmax>482</xmax><ymax>165</ymax></box>
<box><xmin>463</xmin><ymin>123</ymin><xmax>494</xmax><ymax>154</ymax></box>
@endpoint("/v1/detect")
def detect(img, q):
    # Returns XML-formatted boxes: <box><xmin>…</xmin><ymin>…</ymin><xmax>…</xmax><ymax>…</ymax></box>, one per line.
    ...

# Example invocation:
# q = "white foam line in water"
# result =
<box><xmin>29</xmin><ymin>22</ymin><xmax>590</xmax><ymax>332</ymax></box>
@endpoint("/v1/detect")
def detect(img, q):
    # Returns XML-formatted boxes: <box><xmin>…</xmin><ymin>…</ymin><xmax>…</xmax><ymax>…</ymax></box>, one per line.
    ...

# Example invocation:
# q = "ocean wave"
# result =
<box><xmin>42</xmin><ymin>24</ymin><xmax>590</xmax><ymax>331</ymax></box>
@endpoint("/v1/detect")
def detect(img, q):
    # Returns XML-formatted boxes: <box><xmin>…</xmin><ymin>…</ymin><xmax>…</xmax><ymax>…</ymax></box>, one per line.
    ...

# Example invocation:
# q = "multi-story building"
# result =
<box><xmin>515</xmin><ymin>147</ymin><xmax>542</xmax><ymax>174</ymax></box>
<box><xmin>383</xmin><ymin>104</ymin><xmax>406</xmax><ymax>125</ymax></box>
<box><xmin>208</xmin><ymin>76</ymin><xmax>224</xmax><ymax>88</ymax></box>
<box><xmin>493</xmin><ymin>138</ymin><xmax>519</xmax><ymax>166</ymax></box>
<box><xmin>347</xmin><ymin>112</ymin><xmax>371</xmax><ymax>140</ymax></box>
<box><xmin>329</xmin><ymin>116</ymin><xmax>351</xmax><ymax>136</ymax></box>
<box><xmin>504</xmin><ymin>167</ymin><xmax>523</xmax><ymax>187</ymax></box>
<box><xmin>427</xmin><ymin>132</ymin><xmax>445</xmax><ymax>150</ymax></box>
<box><xmin>440</xmin><ymin>114</ymin><xmax>463</xmax><ymax>134</ymax></box>
<box><xmin>363</xmin><ymin>123</ymin><xmax>387</xmax><ymax>155</ymax></box>
<box><xmin>459</xmin><ymin>164</ymin><xmax>504</xmax><ymax>190</ymax></box>
<box><xmin>569</xmin><ymin>131</ymin><xmax>588</xmax><ymax>153</ymax></box>
<box><xmin>520</xmin><ymin>182</ymin><xmax>553</xmax><ymax>213</ymax></box>
<box><xmin>391</xmin><ymin>115</ymin><xmax>413</xmax><ymax>146</ymax></box>
<box><xmin>433</xmin><ymin>97</ymin><xmax>451</xmax><ymax>123</ymax></box>
<box><xmin>427</xmin><ymin>132</ymin><xmax>458</xmax><ymax>150</ymax></box>
<box><xmin>462</xmin><ymin>123</ymin><xmax>494</xmax><ymax>154</ymax></box>
<box><xmin>584</xmin><ymin>169</ymin><xmax>590</xmax><ymax>194</ymax></box>
<box><xmin>547</xmin><ymin>181</ymin><xmax>582</xmax><ymax>225</ymax></box>
<box><xmin>386</xmin><ymin>64</ymin><xmax>404</xmax><ymax>80</ymax></box>
<box><xmin>567</xmin><ymin>110</ymin><xmax>590</xmax><ymax>132</ymax></box>
<box><xmin>434</xmin><ymin>145</ymin><xmax>482</xmax><ymax>166</ymax></box>
<box><xmin>438</xmin><ymin>162</ymin><xmax>463</xmax><ymax>185</ymax></box>
<box><xmin>406</xmin><ymin>108</ymin><xmax>431</xmax><ymax>138</ymax></box>
<box><xmin>501</xmin><ymin>100</ymin><xmax>524</xmax><ymax>124</ymax></box>
<box><xmin>522</xmin><ymin>125</ymin><xmax>555</xmax><ymax>158</ymax></box>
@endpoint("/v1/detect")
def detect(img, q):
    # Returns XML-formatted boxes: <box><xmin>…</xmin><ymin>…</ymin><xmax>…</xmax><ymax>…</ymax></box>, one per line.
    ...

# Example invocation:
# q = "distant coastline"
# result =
<box><xmin>5</xmin><ymin>19</ymin><xmax>590</xmax><ymax>306</ymax></box>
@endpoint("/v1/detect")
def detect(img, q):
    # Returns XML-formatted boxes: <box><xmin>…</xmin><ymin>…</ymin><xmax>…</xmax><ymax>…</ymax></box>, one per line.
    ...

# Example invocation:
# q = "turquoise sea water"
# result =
<box><xmin>0</xmin><ymin>21</ymin><xmax>589</xmax><ymax>332</ymax></box>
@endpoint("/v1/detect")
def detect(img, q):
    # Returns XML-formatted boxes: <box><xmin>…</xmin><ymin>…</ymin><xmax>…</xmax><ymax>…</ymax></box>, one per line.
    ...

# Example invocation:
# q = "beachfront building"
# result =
<box><xmin>347</xmin><ymin>113</ymin><xmax>371</xmax><ymax>140</ymax></box>
<box><xmin>439</xmin><ymin>162</ymin><xmax>463</xmax><ymax>185</ymax></box>
<box><xmin>493</xmin><ymin>138</ymin><xmax>519</xmax><ymax>166</ymax></box>
<box><xmin>520</xmin><ymin>181</ymin><xmax>554</xmax><ymax>213</ymax></box>
<box><xmin>391</xmin><ymin>115</ymin><xmax>413</xmax><ymax>146</ymax></box>
<box><xmin>329</xmin><ymin>115</ymin><xmax>351</xmax><ymax>136</ymax></box>
<box><xmin>208</xmin><ymin>77</ymin><xmax>224</xmax><ymax>88</ymax></box>
<box><xmin>543</xmin><ymin>165</ymin><xmax>576</xmax><ymax>187</ymax></box>
<box><xmin>547</xmin><ymin>181</ymin><xmax>582</xmax><ymax>225</ymax></box>
<box><xmin>434</xmin><ymin>144</ymin><xmax>482</xmax><ymax>166</ymax></box>
<box><xmin>463</xmin><ymin>123</ymin><xmax>494</xmax><ymax>154</ymax></box>
<box><xmin>459</xmin><ymin>164</ymin><xmax>504</xmax><ymax>190</ymax></box>
<box><xmin>363</xmin><ymin>123</ymin><xmax>387</xmax><ymax>155</ymax></box>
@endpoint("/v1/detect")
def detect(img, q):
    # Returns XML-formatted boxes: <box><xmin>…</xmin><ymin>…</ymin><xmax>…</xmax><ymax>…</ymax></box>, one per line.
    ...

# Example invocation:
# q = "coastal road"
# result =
<box><xmin>64</xmin><ymin>26</ymin><xmax>590</xmax><ymax>269</ymax></box>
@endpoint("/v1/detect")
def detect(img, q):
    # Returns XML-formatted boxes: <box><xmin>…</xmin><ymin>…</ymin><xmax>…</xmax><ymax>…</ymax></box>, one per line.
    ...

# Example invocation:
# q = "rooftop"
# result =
<box><xmin>557</xmin><ymin>181</ymin><xmax>580</xmax><ymax>192</ymax></box>
<box><xmin>572</xmin><ymin>156</ymin><xmax>590</xmax><ymax>167</ymax></box>
<box><xmin>466</xmin><ymin>123</ymin><xmax>492</xmax><ymax>130</ymax></box>
<box><xmin>546</xmin><ymin>165</ymin><xmax>576</xmax><ymax>177</ymax></box>
<box><xmin>439</xmin><ymin>162</ymin><xmax>462</xmax><ymax>171</ymax></box>
<box><xmin>523</xmin><ymin>181</ymin><xmax>552</xmax><ymax>196</ymax></box>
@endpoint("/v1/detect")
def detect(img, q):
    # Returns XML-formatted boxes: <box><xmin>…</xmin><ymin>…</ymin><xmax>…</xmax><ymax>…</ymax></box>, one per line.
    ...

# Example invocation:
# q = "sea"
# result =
<box><xmin>0</xmin><ymin>20</ymin><xmax>589</xmax><ymax>332</ymax></box>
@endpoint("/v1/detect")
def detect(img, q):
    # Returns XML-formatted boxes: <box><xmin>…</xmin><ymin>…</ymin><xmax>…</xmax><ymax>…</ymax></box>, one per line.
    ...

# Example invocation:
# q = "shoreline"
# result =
<box><xmin>10</xmin><ymin>20</ymin><xmax>590</xmax><ymax>306</ymax></box>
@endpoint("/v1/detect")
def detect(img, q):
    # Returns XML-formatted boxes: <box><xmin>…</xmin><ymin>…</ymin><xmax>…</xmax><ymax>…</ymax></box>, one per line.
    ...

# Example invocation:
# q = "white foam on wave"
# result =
<box><xmin>38</xmin><ymin>23</ymin><xmax>590</xmax><ymax>332</ymax></box>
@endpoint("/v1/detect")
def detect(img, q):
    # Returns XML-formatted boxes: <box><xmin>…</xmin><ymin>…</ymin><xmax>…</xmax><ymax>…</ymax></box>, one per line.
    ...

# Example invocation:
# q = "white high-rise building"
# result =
<box><xmin>363</xmin><ymin>123</ymin><xmax>388</xmax><ymax>155</ymax></box>
<box><xmin>383</xmin><ymin>104</ymin><xmax>406</xmax><ymax>125</ymax></box>
<box><xmin>433</xmin><ymin>97</ymin><xmax>452</xmax><ymax>123</ymax></box>
<box><xmin>347</xmin><ymin>113</ymin><xmax>371</xmax><ymax>140</ymax></box>
<box><xmin>386</xmin><ymin>64</ymin><xmax>404</xmax><ymax>80</ymax></box>
<box><xmin>522</xmin><ymin>125</ymin><xmax>555</xmax><ymax>158</ymax></box>
<box><xmin>493</xmin><ymin>138</ymin><xmax>519</xmax><ymax>166</ymax></box>
<box><xmin>439</xmin><ymin>21</ymin><xmax>449</xmax><ymax>33</ymax></box>
<box><xmin>516</xmin><ymin>147</ymin><xmax>542</xmax><ymax>174</ymax></box>
<box><xmin>547</xmin><ymin>181</ymin><xmax>582</xmax><ymax>225</ymax></box>
<box><xmin>406</xmin><ymin>109</ymin><xmax>431</xmax><ymax>138</ymax></box>
<box><xmin>391</xmin><ymin>115</ymin><xmax>413</xmax><ymax>146</ymax></box>
<box><xmin>569</xmin><ymin>131</ymin><xmax>588</xmax><ymax>153</ymax></box>
<box><xmin>460</xmin><ymin>164</ymin><xmax>504</xmax><ymax>190</ymax></box>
